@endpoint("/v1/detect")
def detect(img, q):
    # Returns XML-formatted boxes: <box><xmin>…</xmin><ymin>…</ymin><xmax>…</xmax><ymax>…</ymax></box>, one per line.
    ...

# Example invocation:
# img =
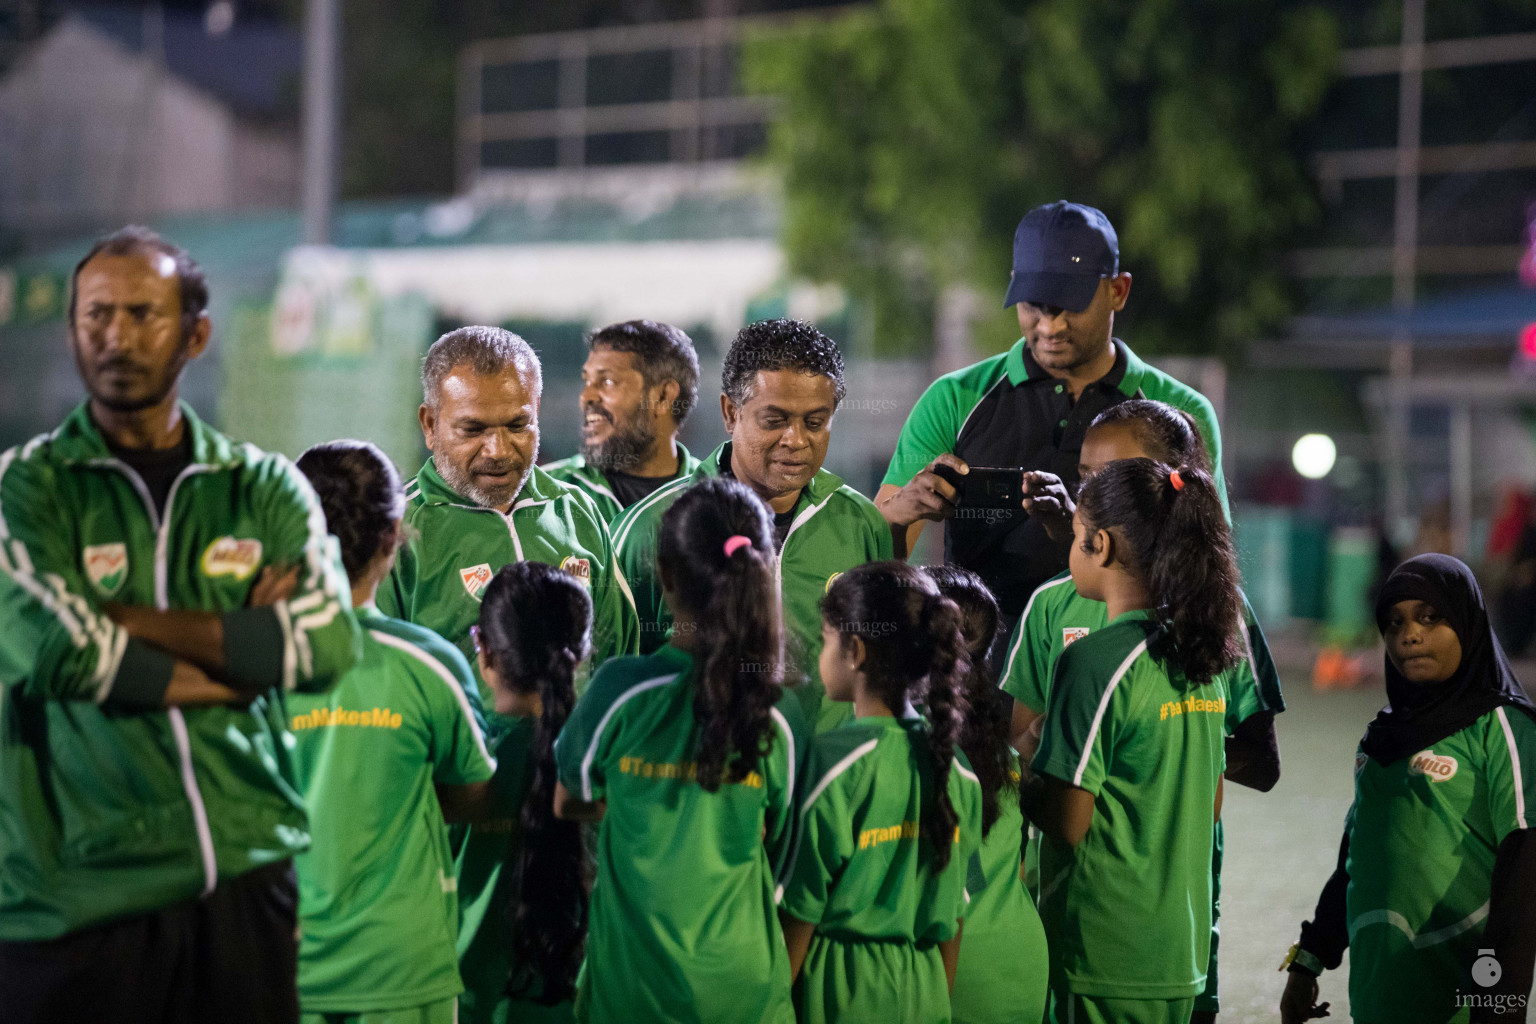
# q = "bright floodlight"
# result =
<box><xmin>205</xmin><ymin>1</ymin><xmax>235</xmax><ymax>36</ymax></box>
<box><xmin>1292</xmin><ymin>433</ymin><xmax>1337</xmax><ymax>480</ymax></box>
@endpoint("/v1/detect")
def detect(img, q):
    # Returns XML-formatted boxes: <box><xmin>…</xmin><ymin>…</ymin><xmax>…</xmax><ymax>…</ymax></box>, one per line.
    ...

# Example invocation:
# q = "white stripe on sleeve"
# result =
<box><xmin>1071</xmin><ymin>640</ymin><xmax>1148</xmax><ymax>788</ymax></box>
<box><xmin>371</xmin><ymin>630</ymin><xmax>497</xmax><ymax>772</ymax></box>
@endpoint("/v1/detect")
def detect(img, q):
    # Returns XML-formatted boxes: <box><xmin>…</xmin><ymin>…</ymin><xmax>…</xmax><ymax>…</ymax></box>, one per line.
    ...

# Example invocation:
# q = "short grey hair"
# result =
<box><xmin>421</xmin><ymin>326</ymin><xmax>543</xmax><ymax>407</ymax></box>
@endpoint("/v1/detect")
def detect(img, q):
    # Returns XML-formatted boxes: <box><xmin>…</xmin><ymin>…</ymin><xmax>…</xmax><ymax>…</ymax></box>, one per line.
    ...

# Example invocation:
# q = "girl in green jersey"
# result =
<box><xmin>1025</xmin><ymin>459</ymin><xmax>1241</xmax><ymax>1024</ymax></box>
<box><xmin>1283</xmin><ymin>555</ymin><xmax>1536</xmax><ymax>1024</ymax></box>
<box><xmin>924</xmin><ymin>565</ymin><xmax>1050</xmax><ymax>1024</ymax></box>
<box><xmin>781</xmin><ymin>562</ymin><xmax>985</xmax><ymax>1024</ymax></box>
<box><xmin>1005</xmin><ymin>399</ymin><xmax>1282</xmax><ymax>1024</ymax></box>
<box><xmin>553</xmin><ymin>478</ymin><xmax>802</xmax><ymax>1024</ymax></box>
<box><xmin>292</xmin><ymin>442</ymin><xmax>500</xmax><ymax>1024</ymax></box>
<box><xmin>472</xmin><ymin>561</ymin><xmax>593</xmax><ymax>1017</ymax></box>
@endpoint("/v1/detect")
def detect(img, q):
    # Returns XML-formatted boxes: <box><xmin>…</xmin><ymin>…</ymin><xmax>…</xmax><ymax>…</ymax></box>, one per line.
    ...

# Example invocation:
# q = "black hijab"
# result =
<box><xmin>1361</xmin><ymin>554</ymin><xmax>1536</xmax><ymax>765</ymax></box>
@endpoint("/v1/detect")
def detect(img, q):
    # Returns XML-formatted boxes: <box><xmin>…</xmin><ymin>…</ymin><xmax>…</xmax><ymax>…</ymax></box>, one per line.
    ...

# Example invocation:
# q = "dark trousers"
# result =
<box><xmin>0</xmin><ymin>860</ymin><xmax>300</xmax><ymax>1024</ymax></box>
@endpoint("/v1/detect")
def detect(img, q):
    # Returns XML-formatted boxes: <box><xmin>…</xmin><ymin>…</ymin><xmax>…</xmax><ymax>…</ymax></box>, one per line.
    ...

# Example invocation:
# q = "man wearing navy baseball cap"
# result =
<box><xmin>876</xmin><ymin>200</ymin><xmax>1228</xmax><ymax>626</ymax></box>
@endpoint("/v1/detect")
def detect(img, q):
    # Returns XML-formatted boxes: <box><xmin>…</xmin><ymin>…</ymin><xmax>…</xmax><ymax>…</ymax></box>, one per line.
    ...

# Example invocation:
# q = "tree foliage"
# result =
<box><xmin>745</xmin><ymin>0</ymin><xmax>1341</xmax><ymax>357</ymax></box>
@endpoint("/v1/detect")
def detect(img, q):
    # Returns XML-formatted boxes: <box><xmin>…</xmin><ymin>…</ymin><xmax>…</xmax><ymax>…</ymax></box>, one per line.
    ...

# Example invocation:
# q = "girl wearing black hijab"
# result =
<box><xmin>1280</xmin><ymin>555</ymin><xmax>1536</xmax><ymax>1023</ymax></box>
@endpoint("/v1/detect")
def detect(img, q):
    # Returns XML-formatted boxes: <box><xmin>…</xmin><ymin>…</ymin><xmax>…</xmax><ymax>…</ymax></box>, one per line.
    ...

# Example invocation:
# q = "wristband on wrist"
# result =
<box><xmin>1279</xmin><ymin>943</ymin><xmax>1324</xmax><ymax>976</ymax></box>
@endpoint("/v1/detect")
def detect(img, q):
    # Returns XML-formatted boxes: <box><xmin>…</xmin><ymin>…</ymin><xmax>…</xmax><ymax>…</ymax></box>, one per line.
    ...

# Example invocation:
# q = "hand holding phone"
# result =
<box><xmin>1021</xmin><ymin>472</ymin><xmax>1075</xmax><ymax>542</ymax></box>
<box><xmin>933</xmin><ymin>465</ymin><xmax>1026</xmax><ymax>511</ymax></box>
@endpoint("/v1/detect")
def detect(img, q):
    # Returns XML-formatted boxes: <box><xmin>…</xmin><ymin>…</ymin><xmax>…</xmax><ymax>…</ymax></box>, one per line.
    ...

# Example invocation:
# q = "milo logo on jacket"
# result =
<box><xmin>1409</xmin><ymin>750</ymin><xmax>1459</xmax><ymax>781</ymax></box>
<box><xmin>201</xmin><ymin>537</ymin><xmax>263</xmax><ymax>581</ymax></box>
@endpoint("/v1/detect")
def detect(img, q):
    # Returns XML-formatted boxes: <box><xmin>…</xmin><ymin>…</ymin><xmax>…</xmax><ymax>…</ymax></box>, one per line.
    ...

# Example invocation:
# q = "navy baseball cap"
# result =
<box><xmin>1003</xmin><ymin>201</ymin><xmax>1120</xmax><ymax>311</ymax></box>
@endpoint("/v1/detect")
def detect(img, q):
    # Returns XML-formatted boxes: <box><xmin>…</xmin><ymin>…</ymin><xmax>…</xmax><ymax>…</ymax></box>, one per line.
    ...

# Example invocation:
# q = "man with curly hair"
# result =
<box><xmin>611</xmin><ymin>318</ymin><xmax>892</xmax><ymax>732</ymax></box>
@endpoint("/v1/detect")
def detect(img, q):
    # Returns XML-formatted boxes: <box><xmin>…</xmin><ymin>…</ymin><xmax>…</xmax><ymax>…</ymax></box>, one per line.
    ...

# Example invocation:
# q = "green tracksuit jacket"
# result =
<box><xmin>609</xmin><ymin>441</ymin><xmax>893</xmax><ymax>732</ymax></box>
<box><xmin>0</xmin><ymin>402</ymin><xmax>361</xmax><ymax>941</ymax></box>
<box><xmin>543</xmin><ymin>443</ymin><xmax>702</xmax><ymax>524</ymax></box>
<box><xmin>378</xmin><ymin>458</ymin><xmax>638</xmax><ymax>676</ymax></box>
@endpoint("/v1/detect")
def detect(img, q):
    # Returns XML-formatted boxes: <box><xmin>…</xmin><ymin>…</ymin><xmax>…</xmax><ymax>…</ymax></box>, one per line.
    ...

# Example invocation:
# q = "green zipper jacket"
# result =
<box><xmin>610</xmin><ymin>442</ymin><xmax>893</xmax><ymax>732</ymax></box>
<box><xmin>543</xmin><ymin>443</ymin><xmax>702</xmax><ymax>524</ymax></box>
<box><xmin>0</xmin><ymin>403</ymin><xmax>361</xmax><ymax>941</ymax></box>
<box><xmin>378</xmin><ymin>458</ymin><xmax>638</xmax><ymax>681</ymax></box>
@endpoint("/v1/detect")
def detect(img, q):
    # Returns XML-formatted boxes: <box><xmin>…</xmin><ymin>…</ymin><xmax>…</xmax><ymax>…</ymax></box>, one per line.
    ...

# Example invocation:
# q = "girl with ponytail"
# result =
<box><xmin>778</xmin><ymin>561</ymin><xmax>985</xmax><ymax>1024</ymax></box>
<box><xmin>999</xmin><ymin>400</ymin><xmax>1285</xmax><ymax>1023</ymax></box>
<box><xmin>551</xmin><ymin>477</ymin><xmax>806</xmax><ymax>1024</ymax></box>
<box><xmin>1023</xmin><ymin>457</ymin><xmax>1240</xmax><ymax>1024</ymax></box>
<box><xmin>922</xmin><ymin>565</ymin><xmax>1049</xmax><ymax>1024</ymax></box>
<box><xmin>472</xmin><ymin>560</ymin><xmax>593</xmax><ymax>1013</ymax></box>
<box><xmin>288</xmin><ymin>441</ymin><xmax>499</xmax><ymax>1024</ymax></box>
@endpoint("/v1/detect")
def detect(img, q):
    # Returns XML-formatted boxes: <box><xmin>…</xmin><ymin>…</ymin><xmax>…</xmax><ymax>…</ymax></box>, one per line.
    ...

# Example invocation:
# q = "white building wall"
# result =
<box><xmin>0</xmin><ymin>18</ymin><xmax>296</xmax><ymax>232</ymax></box>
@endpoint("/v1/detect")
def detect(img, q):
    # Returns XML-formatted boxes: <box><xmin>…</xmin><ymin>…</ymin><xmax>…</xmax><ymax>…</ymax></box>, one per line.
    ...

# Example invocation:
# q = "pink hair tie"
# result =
<box><xmin>723</xmin><ymin>535</ymin><xmax>753</xmax><ymax>558</ymax></box>
<box><xmin>1169</xmin><ymin>470</ymin><xmax>1185</xmax><ymax>492</ymax></box>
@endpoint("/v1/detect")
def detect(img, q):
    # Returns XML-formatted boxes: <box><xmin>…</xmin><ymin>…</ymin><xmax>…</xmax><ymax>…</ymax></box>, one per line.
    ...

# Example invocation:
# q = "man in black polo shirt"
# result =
<box><xmin>876</xmin><ymin>201</ymin><xmax>1227</xmax><ymax>631</ymax></box>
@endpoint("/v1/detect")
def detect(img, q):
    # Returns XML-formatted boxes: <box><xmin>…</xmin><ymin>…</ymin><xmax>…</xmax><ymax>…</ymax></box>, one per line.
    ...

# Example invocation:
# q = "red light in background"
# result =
<box><xmin>1522</xmin><ymin>323</ymin><xmax>1536</xmax><ymax>360</ymax></box>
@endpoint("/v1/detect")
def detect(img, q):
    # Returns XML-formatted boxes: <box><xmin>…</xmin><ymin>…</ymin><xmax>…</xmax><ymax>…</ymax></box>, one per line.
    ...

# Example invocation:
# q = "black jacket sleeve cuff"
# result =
<box><xmin>101</xmin><ymin>639</ymin><xmax>176</xmax><ymax>710</ymax></box>
<box><xmin>221</xmin><ymin>608</ymin><xmax>285</xmax><ymax>693</ymax></box>
<box><xmin>1298</xmin><ymin>829</ymin><xmax>1352</xmax><ymax>970</ymax></box>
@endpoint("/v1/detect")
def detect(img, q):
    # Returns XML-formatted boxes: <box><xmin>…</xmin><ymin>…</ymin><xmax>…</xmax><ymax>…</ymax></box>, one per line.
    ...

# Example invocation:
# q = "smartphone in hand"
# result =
<box><xmin>931</xmin><ymin>465</ymin><xmax>1025</xmax><ymax>511</ymax></box>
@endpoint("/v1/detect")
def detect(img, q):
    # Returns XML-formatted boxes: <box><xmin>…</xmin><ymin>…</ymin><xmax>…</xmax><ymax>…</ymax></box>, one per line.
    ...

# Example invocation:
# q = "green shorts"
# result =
<box><xmin>1193</xmin><ymin>820</ymin><xmax>1224</xmax><ymax>1015</ymax></box>
<box><xmin>795</xmin><ymin>934</ymin><xmax>950</xmax><ymax>1024</ymax></box>
<box><xmin>1047</xmin><ymin>986</ymin><xmax>1195</xmax><ymax>1024</ymax></box>
<box><xmin>951</xmin><ymin>889</ymin><xmax>1049</xmax><ymax>1024</ymax></box>
<box><xmin>303</xmin><ymin>997</ymin><xmax>457</xmax><ymax>1024</ymax></box>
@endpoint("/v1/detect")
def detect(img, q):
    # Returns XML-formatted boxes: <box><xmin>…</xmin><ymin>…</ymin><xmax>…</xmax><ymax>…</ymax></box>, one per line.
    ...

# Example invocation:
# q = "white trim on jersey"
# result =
<box><xmin>770</xmin><ymin>707</ymin><xmax>796</xmax><ymax>809</ymax></box>
<box><xmin>800</xmin><ymin>739</ymin><xmax>880</xmax><ymax>815</ymax></box>
<box><xmin>1496</xmin><ymin>706</ymin><xmax>1529</xmax><ymax>830</ymax></box>
<box><xmin>1349</xmin><ymin>901</ymin><xmax>1489</xmax><ymax>949</ymax></box>
<box><xmin>998</xmin><ymin>574</ymin><xmax>1074</xmax><ymax>691</ymax></box>
<box><xmin>611</xmin><ymin>474</ymin><xmax>692</xmax><ymax>555</ymax></box>
<box><xmin>371</xmin><ymin>629</ymin><xmax>497</xmax><ymax>772</ymax></box>
<box><xmin>776</xmin><ymin>736</ymin><xmax>880</xmax><ymax>907</ymax></box>
<box><xmin>579</xmin><ymin>672</ymin><xmax>678</xmax><ymax>801</ymax></box>
<box><xmin>1072</xmin><ymin>640</ymin><xmax>1149</xmax><ymax>788</ymax></box>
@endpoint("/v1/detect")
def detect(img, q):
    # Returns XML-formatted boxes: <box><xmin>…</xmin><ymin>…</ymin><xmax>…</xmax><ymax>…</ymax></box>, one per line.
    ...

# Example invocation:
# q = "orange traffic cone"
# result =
<box><xmin>1313</xmin><ymin>646</ymin><xmax>1343</xmax><ymax>690</ymax></box>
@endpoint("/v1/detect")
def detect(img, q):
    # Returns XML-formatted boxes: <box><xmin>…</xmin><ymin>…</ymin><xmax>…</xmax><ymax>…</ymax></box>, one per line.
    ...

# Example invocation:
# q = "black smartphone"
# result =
<box><xmin>931</xmin><ymin>465</ymin><xmax>1025</xmax><ymax>510</ymax></box>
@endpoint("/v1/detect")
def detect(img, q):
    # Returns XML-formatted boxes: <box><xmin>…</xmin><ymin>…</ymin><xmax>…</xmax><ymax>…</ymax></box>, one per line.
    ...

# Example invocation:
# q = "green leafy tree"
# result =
<box><xmin>745</xmin><ymin>0</ymin><xmax>1341</xmax><ymax>357</ymax></box>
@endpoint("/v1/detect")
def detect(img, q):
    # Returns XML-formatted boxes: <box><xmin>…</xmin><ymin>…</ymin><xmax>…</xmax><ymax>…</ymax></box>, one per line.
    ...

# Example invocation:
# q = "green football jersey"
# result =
<box><xmin>379</xmin><ymin>457</ymin><xmax>640</xmax><ymax>1022</ymax></box>
<box><xmin>543</xmin><ymin>445</ymin><xmax>701</xmax><ymax>524</ymax></box>
<box><xmin>451</xmin><ymin>714</ymin><xmax>573</xmax><ymax>1024</ymax></box>
<box><xmin>1001</xmin><ymin>571</ymin><xmax>1283</xmax><ymax>723</ymax></box>
<box><xmin>1343</xmin><ymin>707</ymin><xmax>1536</xmax><ymax>1024</ymax></box>
<box><xmin>950</xmin><ymin>755</ymin><xmax>1049</xmax><ymax>1024</ymax></box>
<box><xmin>1031</xmin><ymin>611</ymin><xmax>1226</xmax><ymax>1000</ymax></box>
<box><xmin>609</xmin><ymin>441</ymin><xmax>892</xmax><ymax>732</ymax></box>
<box><xmin>289</xmin><ymin>608</ymin><xmax>496</xmax><ymax>1013</ymax></box>
<box><xmin>553</xmin><ymin>644</ymin><xmax>808</xmax><ymax>1024</ymax></box>
<box><xmin>782</xmin><ymin>715</ymin><xmax>987</xmax><ymax>1024</ymax></box>
<box><xmin>1004</xmin><ymin>572</ymin><xmax>1281</xmax><ymax>1013</ymax></box>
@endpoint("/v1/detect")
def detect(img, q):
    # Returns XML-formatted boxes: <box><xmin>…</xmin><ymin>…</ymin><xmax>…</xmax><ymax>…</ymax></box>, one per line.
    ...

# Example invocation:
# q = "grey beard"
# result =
<box><xmin>437</xmin><ymin>447</ymin><xmax>536</xmax><ymax>510</ymax></box>
<box><xmin>581</xmin><ymin>416</ymin><xmax>655</xmax><ymax>472</ymax></box>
